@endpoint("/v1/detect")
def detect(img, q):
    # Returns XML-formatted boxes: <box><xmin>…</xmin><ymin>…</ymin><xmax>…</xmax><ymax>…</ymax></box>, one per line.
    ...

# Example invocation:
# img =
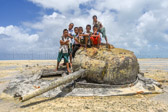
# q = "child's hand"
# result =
<box><xmin>79</xmin><ymin>34</ymin><xmax>83</xmax><ymax>36</ymax></box>
<box><xmin>66</xmin><ymin>40</ymin><xmax>70</xmax><ymax>43</ymax></box>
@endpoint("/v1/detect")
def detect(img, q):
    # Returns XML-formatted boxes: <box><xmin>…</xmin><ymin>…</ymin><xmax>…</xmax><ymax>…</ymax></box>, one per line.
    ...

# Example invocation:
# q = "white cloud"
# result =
<box><xmin>1</xmin><ymin>0</ymin><xmax>168</xmax><ymax>58</ymax></box>
<box><xmin>0</xmin><ymin>25</ymin><xmax>39</xmax><ymax>53</ymax></box>
<box><xmin>28</xmin><ymin>0</ymin><xmax>89</xmax><ymax>14</ymax></box>
<box><xmin>0</xmin><ymin>25</ymin><xmax>39</xmax><ymax>43</ymax></box>
<box><xmin>23</xmin><ymin>0</ymin><xmax>168</xmax><ymax>57</ymax></box>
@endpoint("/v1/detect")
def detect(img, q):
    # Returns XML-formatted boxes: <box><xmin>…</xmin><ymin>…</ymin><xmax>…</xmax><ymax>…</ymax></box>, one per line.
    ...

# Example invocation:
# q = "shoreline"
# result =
<box><xmin>0</xmin><ymin>59</ymin><xmax>168</xmax><ymax>112</ymax></box>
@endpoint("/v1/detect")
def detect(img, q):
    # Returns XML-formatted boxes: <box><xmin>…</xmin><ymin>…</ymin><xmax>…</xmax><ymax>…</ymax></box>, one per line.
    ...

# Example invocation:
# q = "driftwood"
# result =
<box><xmin>41</xmin><ymin>70</ymin><xmax>65</xmax><ymax>77</ymax></box>
<box><xmin>19</xmin><ymin>69</ymin><xmax>85</xmax><ymax>102</ymax></box>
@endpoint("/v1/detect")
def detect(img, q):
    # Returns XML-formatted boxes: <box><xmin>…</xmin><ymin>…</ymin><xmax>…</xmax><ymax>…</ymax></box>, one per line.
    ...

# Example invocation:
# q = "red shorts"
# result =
<box><xmin>90</xmin><ymin>36</ymin><xmax>101</xmax><ymax>45</ymax></box>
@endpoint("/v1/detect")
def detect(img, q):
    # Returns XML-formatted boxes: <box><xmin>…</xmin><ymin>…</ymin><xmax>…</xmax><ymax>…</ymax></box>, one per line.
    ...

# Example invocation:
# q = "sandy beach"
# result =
<box><xmin>0</xmin><ymin>59</ymin><xmax>168</xmax><ymax>112</ymax></box>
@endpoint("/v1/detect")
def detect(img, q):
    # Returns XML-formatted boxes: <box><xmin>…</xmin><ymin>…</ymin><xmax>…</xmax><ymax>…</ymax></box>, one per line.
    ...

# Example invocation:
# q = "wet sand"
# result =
<box><xmin>0</xmin><ymin>59</ymin><xmax>168</xmax><ymax>112</ymax></box>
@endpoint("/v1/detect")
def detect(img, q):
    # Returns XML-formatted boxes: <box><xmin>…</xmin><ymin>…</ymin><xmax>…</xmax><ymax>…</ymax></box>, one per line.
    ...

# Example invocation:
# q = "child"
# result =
<box><xmin>78</xmin><ymin>27</ymin><xmax>85</xmax><ymax>47</ymax></box>
<box><xmin>55</xmin><ymin>29</ymin><xmax>71</xmax><ymax>73</ymax></box>
<box><xmin>72</xmin><ymin>27</ymin><xmax>81</xmax><ymax>58</ymax></box>
<box><xmin>83</xmin><ymin>24</ymin><xmax>92</xmax><ymax>48</ymax></box>
<box><xmin>93</xmin><ymin>15</ymin><xmax>108</xmax><ymax>45</ymax></box>
<box><xmin>68</xmin><ymin>23</ymin><xmax>74</xmax><ymax>68</ymax></box>
<box><xmin>90</xmin><ymin>25</ymin><xmax>101</xmax><ymax>48</ymax></box>
<box><xmin>68</xmin><ymin>23</ymin><xmax>74</xmax><ymax>35</ymax></box>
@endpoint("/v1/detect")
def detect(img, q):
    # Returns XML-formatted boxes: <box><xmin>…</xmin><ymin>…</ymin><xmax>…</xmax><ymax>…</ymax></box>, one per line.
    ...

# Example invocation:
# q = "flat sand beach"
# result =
<box><xmin>0</xmin><ymin>59</ymin><xmax>168</xmax><ymax>112</ymax></box>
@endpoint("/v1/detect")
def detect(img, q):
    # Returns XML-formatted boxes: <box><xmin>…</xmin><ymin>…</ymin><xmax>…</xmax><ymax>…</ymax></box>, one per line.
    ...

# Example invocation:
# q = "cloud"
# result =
<box><xmin>19</xmin><ymin>0</ymin><xmax>168</xmax><ymax>57</ymax></box>
<box><xmin>28</xmin><ymin>0</ymin><xmax>89</xmax><ymax>14</ymax></box>
<box><xmin>0</xmin><ymin>25</ymin><xmax>39</xmax><ymax>43</ymax></box>
<box><xmin>0</xmin><ymin>25</ymin><xmax>39</xmax><ymax>53</ymax></box>
<box><xmin>1</xmin><ymin>0</ymin><xmax>168</xmax><ymax>58</ymax></box>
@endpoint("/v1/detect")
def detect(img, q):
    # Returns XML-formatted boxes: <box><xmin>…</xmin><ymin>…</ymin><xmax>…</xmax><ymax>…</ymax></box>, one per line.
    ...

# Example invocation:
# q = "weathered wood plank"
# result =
<box><xmin>42</xmin><ymin>71</ymin><xmax>65</xmax><ymax>77</ymax></box>
<box><xmin>19</xmin><ymin>69</ymin><xmax>85</xmax><ymax>102</ymax></box>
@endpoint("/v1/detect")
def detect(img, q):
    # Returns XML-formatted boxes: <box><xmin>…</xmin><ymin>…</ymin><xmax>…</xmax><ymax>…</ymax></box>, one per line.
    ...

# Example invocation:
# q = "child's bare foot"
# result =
<box><xmin>67</xmin><ymin>69</ymin><xmax>71</xmax><ymax>73</ymax></box>
<box><xmin>53</xmin><ymin>68</ymin><xmax>57</xmax><ymax>72</ymax></box>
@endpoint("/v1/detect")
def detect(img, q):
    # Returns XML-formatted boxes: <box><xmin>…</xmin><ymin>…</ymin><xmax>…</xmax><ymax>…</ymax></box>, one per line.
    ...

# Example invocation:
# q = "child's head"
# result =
<box><xmin>74</xmin><ymin>27</ymin><xmax>79</xmax><ymax>34</ymax></box>
<box><xmin>78</xmin><ymin>27</ymin><xmax>83</xmax><ymax>34</ymax></box>
<box><xmin>86</xmin><ymin>24</ymin><xmax>91</xmax><ymax>32</ymax></box>
<box><xmin>63</xmin><ymin>29</ymin><xmax>68</xmax><ymax>37</ymax></box>
<box><xmin>93</xmin><ymin>15</ymin><xmax>97</xmax><ymax>22</ymax></box>
<box><xmin>69</xmin><ymin>23</ymin><xmax>74</xmax><ymax>30</ymax></box>
<box><xmin>93</xmin><ymin>25</ymin><xmax>98</xmax><ymax>32</ymax></box>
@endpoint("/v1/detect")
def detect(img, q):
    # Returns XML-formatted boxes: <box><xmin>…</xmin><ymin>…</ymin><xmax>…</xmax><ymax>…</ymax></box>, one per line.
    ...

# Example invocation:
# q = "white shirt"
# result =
<box><xmin>59</xmin><ymin>36</ymin><xmax>70</xmax><ymax>53</ymax></box>
<box><xmin>68</xmin><ymin>29</ymin><xmax>74</xmax><ymax>44</ymax></box>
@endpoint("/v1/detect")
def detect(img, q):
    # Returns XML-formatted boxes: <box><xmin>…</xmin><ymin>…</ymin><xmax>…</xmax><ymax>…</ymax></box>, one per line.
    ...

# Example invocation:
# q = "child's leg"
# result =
<box><xmin>90</xmin><ymin>37</ymin><xmax>93</xmax><ymax>47</ymax></box>
<box><xmin>70</xmin><ymin>53</ymin><xmax>72</xmax><ymax>68</ymax></box>
<box><xmin>55</xmin><ymin>52</ymin><xmax>62</xmax><ymax>71</ymax></box>
<box><xmin>66</xmin><ymin>63</ymin><xmax>71</xmax><ymax>73</ymax></box>
<box><xmin>72</xmin><ymin>45</ymin><xmax>80</xmax><ymax>58</ymax></box>
<box><xmin>90</xmin><ymin>37</ymin><xmax>95</xmax><ymax>47</ymax></box>
<box><xmin>55</xmin><ymin>61</ymin><xmax>60</xmax><ymax>71</ymax></box>
<box><xmin>97</xmin><ymin>37</ymin><xmax>100</xmax><ymax>48</ymax></box>
<box><xmin>101</xmin><ymin>27</ymin><xmax>108</xmax><ymax>45</ymax></box>
<box><xmin>64</xmin><ymin>53</ymin><xmax>71</xmax><ymax>73</ymax></box>
<box><xmin>85</xmin><ymin>37</ymin><xmax>88</xmax><ymax>49</ymax></box>
<box><xmin>105</xmin><ymin>36</ymin><xmax>108</xmax><ymax>45</ymax></box>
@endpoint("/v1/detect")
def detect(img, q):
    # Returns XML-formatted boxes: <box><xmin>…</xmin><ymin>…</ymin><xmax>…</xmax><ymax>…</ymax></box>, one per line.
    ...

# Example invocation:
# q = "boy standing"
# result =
<box><xmin>55</xmin><ymin>29</ymin><xmax>71</xmax><ymax>73</ymax></box>
<box><xmin>68</xmin><ymin>23</ymin><xmax>74</xmax><ymax>68</ymax></box>
<box><xmin>72</xmin><ymin>27</ymin><xmax>81</xmax><ymax>58</ymax></box>
<box><xmin>93</xmin><ymin>15</ymin><xmax>108</xmax><ymax>45</ymax></box>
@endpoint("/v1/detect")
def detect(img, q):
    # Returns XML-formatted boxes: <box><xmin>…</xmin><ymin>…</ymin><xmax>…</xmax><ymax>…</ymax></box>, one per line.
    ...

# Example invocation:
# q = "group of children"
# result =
<box><xmin>55</xmin><ymin>15</ymin><xmax>108</xmax><ymax>73</ymax></box>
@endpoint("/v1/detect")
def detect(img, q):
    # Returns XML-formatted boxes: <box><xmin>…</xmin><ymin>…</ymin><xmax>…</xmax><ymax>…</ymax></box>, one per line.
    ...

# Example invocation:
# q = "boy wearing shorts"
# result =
<box><xmin>93</xmin><ymin>15</ymin><xmax>108</xmax><ymax>45</ymax></box>
<box><xmin>55</xmin><ymin>29</ymin><xmax>71</xmax><ymax>73</ymax></box>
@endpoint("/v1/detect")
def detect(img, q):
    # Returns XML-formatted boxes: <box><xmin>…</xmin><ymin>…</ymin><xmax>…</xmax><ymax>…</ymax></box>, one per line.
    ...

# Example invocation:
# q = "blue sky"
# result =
<box><xmin>0</xmin><ymin>0</ymin><xmax>41</xmax><ymax>26</ymax></box>
<box><xmin>0</xmin><ymin>0</ymin><xmax>168</xmax><ymax>60</ymax></box>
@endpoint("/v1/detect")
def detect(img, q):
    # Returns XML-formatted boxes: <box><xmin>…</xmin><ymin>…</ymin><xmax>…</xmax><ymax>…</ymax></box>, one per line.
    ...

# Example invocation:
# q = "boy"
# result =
<box><xmin>68</xmin><ymin>23</ymin><xmax>74</xmax><ymax>68</ymax></box>
<box><xmin>90</xmin><ymin>25</ymin><xmax>101</xmax><ymax>48</ymax></box>
<box><xmin>83</xmin><ymin>24</ymin><xmax>92</xmax><ymax>48</ymax></box>
<box><xmin>78</xmin><ymin>27</ymin><xmax>85</xmax><ymax>46</ymax></box>
<box><xmin>55</xmin><ymin>29</ymin><xmax>71</xmax><ymax>73</ymax></box>
<box><xmin>93</xmin><ymin>15</ymin><xmax>108</xmax><ymax>45</ymax></box>
<box><xmin>72</xmin><ymin>27</ymin><xmax>81</xmax><ymax>58</ymax></box>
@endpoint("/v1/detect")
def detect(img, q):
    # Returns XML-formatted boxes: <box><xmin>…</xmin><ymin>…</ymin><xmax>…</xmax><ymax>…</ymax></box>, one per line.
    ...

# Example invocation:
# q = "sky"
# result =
<box><xmin>0</xmin><ymin>0</ymin><xmax>168</xmax><ymax>60</ymax></box>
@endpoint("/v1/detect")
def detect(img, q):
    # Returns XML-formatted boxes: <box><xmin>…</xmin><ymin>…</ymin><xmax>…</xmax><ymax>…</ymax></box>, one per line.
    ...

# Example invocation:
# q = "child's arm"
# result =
<box><xmin>60</xmin><ymin>40</ymin><xmax>69</xmax><ymax>45</ymax></box>
<box><xmin>74</xmin><ymin>38</ymin><xmax>81</xmax><ymax>45</ymax></box>
<box><xmin>83</xmin><ymin>34</ymin><xmax>89</xmax><ymax>36</ymax></box>
<box><xmin>79</xmin><ymin>34</ymin><xmax>84</xmax><ymax>37</ymax></box>
<box><xmin>91</xmin><ymin>35</ymin><xmax>97</xmax><ymax>37</ymax></box>
<box><xmin>64</xmin><ymin>40</ymin><xmax>70</xmax><ymax>45</ymax></box>
<box><xmin>60</xmin><ymin>40</ymin><xmax>65</xmax><ymax>45</ymax></box>
<box><xmin>68</xmin><ymin>33</ymin><xmax>73</xmax><ymax>39</ymax></box>
<box><xmin>100</xmin><ymin>23</ymin><xmax>103</xmax><ymax>29</ymax></box>
<box><xmin>91</xmin><ymin>32</ymin><xmax>100</xmax><ymax>37</ymax></box>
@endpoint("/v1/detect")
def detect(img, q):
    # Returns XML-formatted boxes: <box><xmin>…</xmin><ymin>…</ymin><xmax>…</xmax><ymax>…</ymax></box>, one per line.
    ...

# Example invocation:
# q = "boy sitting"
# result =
<box><xmin>78</xmin><ymin>27</ymin><xmax>85</xmax><ymax>47</ymax></box>
<box><xmin>83</xmin><ymin>24</ymin><xmax>92</xmax><ymax>48</ymax></box>
<box><xmin>90</xmin><ymin>25</ymin><xmax>101</xmax><ymax>48</ymax></box>
<box><xmin>55</xmin><ymin>29</ymin><xmax>71</xmax><ymax>73</ymax></box>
